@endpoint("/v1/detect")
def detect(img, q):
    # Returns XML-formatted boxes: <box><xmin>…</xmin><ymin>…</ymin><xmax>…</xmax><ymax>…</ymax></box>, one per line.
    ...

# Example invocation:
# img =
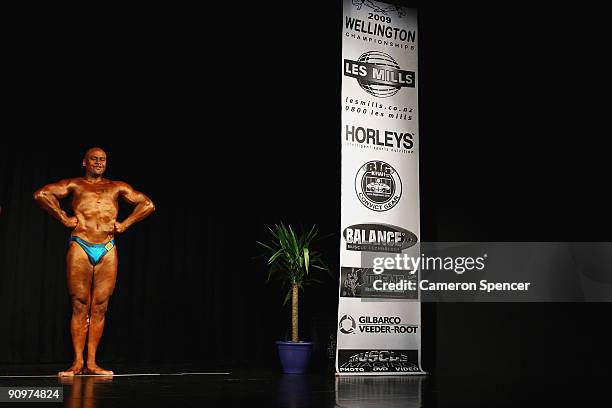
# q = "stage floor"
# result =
<box><xmin>0</xmin><ymin>364</ymin><xmax>607</xmax><ymax>407</ymax></box>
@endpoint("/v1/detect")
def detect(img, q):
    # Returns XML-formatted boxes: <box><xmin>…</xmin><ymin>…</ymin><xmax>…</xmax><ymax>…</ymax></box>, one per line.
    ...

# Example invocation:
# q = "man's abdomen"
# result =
<box><xmin>72</xmin><ymin>207</ymin><xmax>117</xmax><ymax>244</ymax></box>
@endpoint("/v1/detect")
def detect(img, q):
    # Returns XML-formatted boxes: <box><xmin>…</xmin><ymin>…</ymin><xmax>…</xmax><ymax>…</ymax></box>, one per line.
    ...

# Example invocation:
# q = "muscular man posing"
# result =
<box><xmin>34</xmin><ymin>147</ymin><xmax>155</xmax><ymax>376</ymax></box>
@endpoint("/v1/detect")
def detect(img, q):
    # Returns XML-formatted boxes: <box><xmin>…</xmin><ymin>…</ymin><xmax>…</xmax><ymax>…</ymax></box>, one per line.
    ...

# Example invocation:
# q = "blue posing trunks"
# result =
<box><xmin>70</xmin><ymin>236</ymin><xmax>115</xmax><ymax>265</ymax></box>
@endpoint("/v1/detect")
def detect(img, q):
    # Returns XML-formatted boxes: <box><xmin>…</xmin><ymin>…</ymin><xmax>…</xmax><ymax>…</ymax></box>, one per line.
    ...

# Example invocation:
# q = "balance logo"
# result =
<box><xmin>344</xmin><ymin>51</ymin><xmax>415</xmax><ymax>98</ymax></box>
<box><xmin>343</xmin><ymin>223</ymin><xmax>417</xmax><ymax>253</ymax></box>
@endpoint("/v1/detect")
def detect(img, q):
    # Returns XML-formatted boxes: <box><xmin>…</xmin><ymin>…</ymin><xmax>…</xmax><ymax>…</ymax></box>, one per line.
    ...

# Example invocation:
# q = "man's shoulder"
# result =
<box><xmin>108</xmin><ymin>179</ymin><xmax>128</xmax><ymax>186</ymax></box>
<box><xmin>61</xmin><ymin>177</ymin><xmax>83</xmax><ymax>188</ymax></box>
<box><xmin>62</xmin><ymin>177</ymin><xmax>88</xmax><ymax>192</ymax></box>
<box><xmin>107</xmin><ymin>180</ymin><xmax>133</xmax><ymax>191</ymax></box>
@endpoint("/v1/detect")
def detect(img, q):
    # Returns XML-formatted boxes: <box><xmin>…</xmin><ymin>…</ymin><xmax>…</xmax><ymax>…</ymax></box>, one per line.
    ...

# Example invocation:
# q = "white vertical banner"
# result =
<box><xmin>336</xmin><ymin>0</ymin><xmax>425</xmax><ymax>375</ymax></box>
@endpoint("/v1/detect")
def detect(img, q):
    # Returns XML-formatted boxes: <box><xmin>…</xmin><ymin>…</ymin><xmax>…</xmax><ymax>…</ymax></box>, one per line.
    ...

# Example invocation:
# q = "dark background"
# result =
<box><xmin>1</xmin><ymin>3</ymin><xmax>611</xmax><ymax>376</ymax></box>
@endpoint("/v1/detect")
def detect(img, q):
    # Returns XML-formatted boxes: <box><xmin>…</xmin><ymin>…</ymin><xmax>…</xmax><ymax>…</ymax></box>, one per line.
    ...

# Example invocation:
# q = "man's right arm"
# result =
<box><xmin>33</xmin><ymin>179</ymin><xmax>77</xmax><ymax>228</ymax></box>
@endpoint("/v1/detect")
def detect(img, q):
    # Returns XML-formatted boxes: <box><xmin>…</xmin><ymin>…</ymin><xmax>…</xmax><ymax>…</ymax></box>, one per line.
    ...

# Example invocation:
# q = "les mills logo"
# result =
<box><xmin>344</xmin><ymin>51</ymin><xmax>415</xmax><ymax>98</ymax></box>
<box><xmin>355</xmin><ymin>160</ymin><xmax>402</xmax><ymax>212</ymax></box>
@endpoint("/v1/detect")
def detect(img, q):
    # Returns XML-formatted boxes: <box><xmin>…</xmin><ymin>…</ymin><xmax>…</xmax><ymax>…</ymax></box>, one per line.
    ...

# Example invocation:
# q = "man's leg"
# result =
<box><xmin>85</xmin><ymin>246</ymin><xmax>117</xmax><ymax>375</ymax></box>
<box><xmin>59</xmin><ymin>242</ymin><xmax>93</xmax><ymax>377</ymax></box>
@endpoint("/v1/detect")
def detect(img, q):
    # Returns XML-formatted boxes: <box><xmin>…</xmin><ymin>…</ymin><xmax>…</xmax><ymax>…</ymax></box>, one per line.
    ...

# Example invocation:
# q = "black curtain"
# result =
<box><xmin>2</xmin><ymin>3</ymin><xmax>612</xmax><ymax>375</ymax></box>
<box><xmin>0</xmin><ymin>140</ymin><xmax>341</xmax><ymax>367</ymax></box>
<box><xmin>1</xmin><ymin>0</ymin><xmax>344</xmax><ymax>369</ymax></box>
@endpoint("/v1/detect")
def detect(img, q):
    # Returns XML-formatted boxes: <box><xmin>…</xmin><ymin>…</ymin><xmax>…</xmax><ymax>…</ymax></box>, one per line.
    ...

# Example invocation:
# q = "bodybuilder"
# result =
<box><xmin>34</xmin><ymin>147</ymin><xmax>155</xmax><ymax>376</ymax></box>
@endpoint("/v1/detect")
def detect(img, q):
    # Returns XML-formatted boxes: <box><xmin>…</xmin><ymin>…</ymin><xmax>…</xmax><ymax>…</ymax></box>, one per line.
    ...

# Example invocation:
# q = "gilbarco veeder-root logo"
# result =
<box><xmin>344</xmin><ymin>51</ymin><xmax>415</xmax><ymax>98</ymax></box>
<box><xmin>355</xmin><ymin>160</ymin><xmax>402</xmax><ymax>212</ymax></box>
<box><xmin>339</xmin><ymin>314</ymin><xmax>418</xmax><ymax>335</ymax></box>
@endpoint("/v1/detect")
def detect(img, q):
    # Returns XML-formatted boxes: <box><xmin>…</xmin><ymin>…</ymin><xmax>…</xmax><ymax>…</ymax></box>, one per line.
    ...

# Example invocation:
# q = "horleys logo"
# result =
<box><xmin>343</xmin><ymin>223</ymin><xmax>417</xmax><ymax>253</ymax></box>
<box><xmin>344</xmin><ymin>51</ymin><xmax>415</xmax><ymax>98</ymax></box>
<box><xmin>355</xmin><ymin>160</ymin><xmax>402</xmax><ymax>212</ymax></box>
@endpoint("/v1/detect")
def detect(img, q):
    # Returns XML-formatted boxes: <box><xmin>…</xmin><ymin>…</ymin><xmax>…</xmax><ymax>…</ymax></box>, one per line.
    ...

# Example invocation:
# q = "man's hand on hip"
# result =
<box><xmin>63</xmin><ymin>216</ymin><xmax>78</xmax><ymax>229</ymax></box>
<box><xmin>114</xmin><ymin>222</ymin><xmax>127</xmax><ymax>234</ymax></box>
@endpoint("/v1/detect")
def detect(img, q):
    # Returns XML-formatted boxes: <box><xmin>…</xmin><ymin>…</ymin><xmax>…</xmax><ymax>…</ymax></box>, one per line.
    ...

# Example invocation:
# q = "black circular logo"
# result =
<box><xmin>357</xmin><ymin>51</ymin><xmax>402</xmax><ymax>98</ymax></box>
<box><xmin>355</xmin><ymin>160</ymin><xmax>402</xmax><ymax>212</ymax></box>
<box><xmin>339</xmin><ymin>314</ymin><xmax>356</xmax><ymax>334</ymax></box>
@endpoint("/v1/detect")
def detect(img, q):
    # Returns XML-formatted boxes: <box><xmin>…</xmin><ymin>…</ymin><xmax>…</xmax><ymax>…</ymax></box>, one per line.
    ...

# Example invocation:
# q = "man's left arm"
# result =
<box><xmin>115</xmin><ymin>182</ymin><xmax>156</xmax><ymax>234</ymax></box>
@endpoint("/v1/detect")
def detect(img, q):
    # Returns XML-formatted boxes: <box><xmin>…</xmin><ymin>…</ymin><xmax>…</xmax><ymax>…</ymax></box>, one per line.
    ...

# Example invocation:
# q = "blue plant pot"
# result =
<box><xmin>276</xmin><ymin>341</ymin><xmax>314</xmax><ymax>374</ymax></box>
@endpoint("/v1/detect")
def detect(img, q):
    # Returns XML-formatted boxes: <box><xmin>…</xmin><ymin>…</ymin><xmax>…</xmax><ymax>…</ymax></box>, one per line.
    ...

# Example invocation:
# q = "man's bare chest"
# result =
<box><xmin>72</xmin><ymin>184</ymin><xmax>119</xmax><ymax>206</ymax></box>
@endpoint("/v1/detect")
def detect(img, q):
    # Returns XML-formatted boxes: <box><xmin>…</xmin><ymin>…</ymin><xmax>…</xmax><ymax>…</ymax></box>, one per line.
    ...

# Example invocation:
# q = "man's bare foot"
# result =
<box><xmin>84</xmin><ymin>364</ymin><xmax>114</xmax><ymax>375</ymax></box>
<box><xmin>58</xmin><ymin>362</ymin><xmax>84</xmax><ymax>377</ymax></box>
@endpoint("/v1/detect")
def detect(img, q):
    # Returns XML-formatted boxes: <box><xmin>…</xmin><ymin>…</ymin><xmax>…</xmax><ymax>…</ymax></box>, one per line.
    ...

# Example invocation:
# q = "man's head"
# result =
<box><xmin>82</xmin><ymin>147</ymin><xmax>107</xmax><ymax>177</ymax></box>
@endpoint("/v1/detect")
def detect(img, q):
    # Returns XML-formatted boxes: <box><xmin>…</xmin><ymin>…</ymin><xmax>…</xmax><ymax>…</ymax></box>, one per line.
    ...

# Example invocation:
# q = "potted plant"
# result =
<box><xmin>257</xmin><ymin>223</ymin><xmax>329</xmax><ymax>374</ymax></box>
